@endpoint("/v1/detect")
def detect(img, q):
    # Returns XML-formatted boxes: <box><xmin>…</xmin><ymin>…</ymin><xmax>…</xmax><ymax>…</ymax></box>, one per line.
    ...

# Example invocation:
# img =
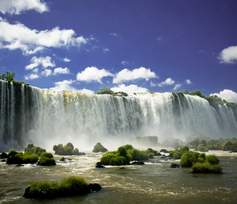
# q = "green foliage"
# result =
<box><xmin>192</xmin><ymin>162</ymin><xmax>222</xmax><ymax>174</ymax></box>
<box><xmin>7</xmin><ymin>151</ymin><xmax>24</xmax><ymax>164</ymax></box>
<box><xmin>53</xmin><ymin>143</ymin><xmax>83</xmax><ymax>155</ymax></box>
<box><xmin>23</xmin><ymin>176</ymin><xmax>90</xmax><ymax>199</ymax></box>
<box><xmin>206</xmin><ymin>155</ymin><xmax>219</xmax><ymax>165</ymax></box>
<box><xmin>92</xmin><ymin>143</ymin><xmax>108</xmax><ymax>153</ymax></box>
<box><xmin>38</xmin><ymin>152</ymin><xmax>56</xmax><ymax>166</ymax></box>
<box><xmin>180</xmin><ymin>151</ymin><xmax>199</xmax><ymax>168</ymax></box>
<box><xmin>25</xmin><ymin>144</ymin><xmax>46</xmax><ymax>156</ymax></box>
<box><xmin>0</xmin><ymin>72</ymin><xmax>15</xmax><ymax>82</ymax></box>
<box><xmin>170</xmin><ymin>146</ymin><xmax>189</xmax><ymax>159</ymax></box>
<box><xmin>100</xmin><ymin>144</ymin><xmax>156</xmax><ymax>165</ymax></box>
<box><xmin>188</xmin><ymin>138</ymin><xmax>237</xmax><ymax>152</ymax></box>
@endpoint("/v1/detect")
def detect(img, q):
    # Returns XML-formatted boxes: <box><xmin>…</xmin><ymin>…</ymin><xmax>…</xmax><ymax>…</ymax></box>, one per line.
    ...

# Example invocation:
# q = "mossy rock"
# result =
<box><xmin>92</xmin><ymin>143</ymin><xmax>108</xmax><ymax>153</ymax></box>
<box><xmin>0</xmin><ymin>152</ymin><xmax>8</xmax><ymax>159</ymax></box>
<box><xmin>23</xmin><ymin>176</ymin><xmax>101</xmax><ymax>199</ymax></box>
<box><xmin>38</xmin><ymin>153</ymin><xmax>56</xmax><ymax>166</ymax></box>
<box><xmin>25</xmin><ymin>144</ymin><xmax>46</xmax><ymax>156</ymax></box>
<box><xmin>53</xmin><ymin>143</ymin><xmax>84</xmax><ymax>155</ymax></box>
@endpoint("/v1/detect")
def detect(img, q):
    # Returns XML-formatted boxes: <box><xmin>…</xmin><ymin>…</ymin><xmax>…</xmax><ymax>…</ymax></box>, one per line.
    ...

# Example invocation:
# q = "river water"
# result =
<box><xmin>0</xmin><ymin>154</ymin><xmax>237</xmax><ymax>204</ymax></box>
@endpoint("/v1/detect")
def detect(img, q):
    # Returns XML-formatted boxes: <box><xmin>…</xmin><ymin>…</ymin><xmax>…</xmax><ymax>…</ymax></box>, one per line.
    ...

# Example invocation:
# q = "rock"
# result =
<box><xmin>0</xmin><ymin>152</ymin><xmax>8</xmax><ymax>159</ymax></box>
<box><xmin>96</xmin><ymin>162</ymin><xmax>105</xmax><ymax>168</ymax></box>
<box><xmin>16</xmin><ymin>164</ymin><xmax>24</xmax><ymax>167</ymax></box>
<box><xmin>88</xmin><ymin>183</ymin><xmax>102</xmax><ymax>192</ymax></box>
<box><xmin>60</xmin><ymin>157</ymin><xmax>65</xmax><ymax>162</ymax></box>
<box><xmin>130</xmin><ymin>161</ymin><xmax>145</xmax><ymax>165</ymax></box>
<box><xmin>170</xmin><ymin>163</ymin><xmax>180</xmax><ymax>168</ymax></box>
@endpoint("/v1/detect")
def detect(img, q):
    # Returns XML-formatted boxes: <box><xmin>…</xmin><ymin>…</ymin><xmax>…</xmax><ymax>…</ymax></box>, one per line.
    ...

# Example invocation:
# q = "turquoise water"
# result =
<box><xmin>0</xmin><ymin>154</ymin><xmax>237</xmax><ymax>204</ymax></box>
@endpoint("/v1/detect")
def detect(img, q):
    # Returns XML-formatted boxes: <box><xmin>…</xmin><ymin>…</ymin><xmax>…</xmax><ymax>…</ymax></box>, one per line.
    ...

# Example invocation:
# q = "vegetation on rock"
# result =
<box><xmin>38</xmin><ymin>153</ymin><xmax>56</xmax><ymax>166</ymax></box>
<box><xmin>96</xmin><ymin>88</ymin><xmax>128</xmax><ymax>97</ymax></box>
<box><xmin>23</xmin><ymin>176</ymin><xmax>101</xmax><ymax>199</ymax></box>
<box><xmin>53</xmin><ymin>143</ymin><xmax>84</xmax><ymax>155</ymax></box>
<box><xmin>93</xmin><ymin>143</ymin><xmax>108</xmax><ymax>153</ymax></box>
<box><xmin>192</xmin><ymin>162</ymin><xmax>222</xmax><ymax>174</ymax></box>
<box><xmin>100</xmin><ymin>145</ymin><xmax>158</xmax><ymax>166</ymax></box>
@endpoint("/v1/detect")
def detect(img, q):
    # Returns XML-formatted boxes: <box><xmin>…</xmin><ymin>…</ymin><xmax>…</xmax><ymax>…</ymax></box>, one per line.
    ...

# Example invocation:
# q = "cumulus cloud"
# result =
<box><xmin>41</xmin><ymin>69</ymin><xmax>52</xmax><ymax>77</ymax></box>
<box><xmin>0</xmin><ymin>19</ymin><xmax>88</xmax><ymax>55</ymax></box>
<box><xmin>158</xmin><ymin>77</ymin><xmax>175</xmax><ymax>87</ymax></box>
<box><xmin>173</xmin><ymin>83</ymin><xmax>182</xmax><ymax>91</ymax></box>
<box><xmin>219</xmin><ymin>46</ymin><xmax>237</xmax><ymax>64</ymax></box>
<box><xmin>76</xmin><ymin>66</ymin><xmax>113</xmax><ymax>83</ymax></box>
<box><xmin>210</xmin><ymin>89</ymin><xmax>237</xmax><ymax>103</ymax></box>
<box><xmin>113</xmin><ymin>67</ymin><xmax>156</xmax><ymax>84</ymax></box>
<box><xmin>50</xmin><ymin>80</ymin><xmax>76</xmax><ymax>92</ymax></box>
<box><xmin>53</xmin><ymin>67</ymin><xmax>70</xmax><ymax>75</ymax></box>
<box><xmin>186</xmin><ymin>79</ymin><xmax>192</xmax><ymax>85</ymax></box>
<box><xmin>24</xmin><ymin>73</ymin><xmax>39</xmax><ymax>80</ymax></box>
<box><xmin>0</xmin><ymin>0</ymin><xmax>48</xmax><ymax>15</ymax></box>
<box><xmin>25</xmin><ymin>56</ymin><xmax>55</xmax><ymax>70</ymax></box>
<box><xmin>111</xmin><ymin>84</ymin><xmax>149</xmax><ymax>94</ymax></box>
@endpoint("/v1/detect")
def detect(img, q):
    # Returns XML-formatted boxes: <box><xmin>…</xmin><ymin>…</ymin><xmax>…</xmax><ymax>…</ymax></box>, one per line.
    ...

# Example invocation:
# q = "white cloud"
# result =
<box><xmin>63</xmin><ymin>57</ymin><xmax>71</xmax><ymax>62</ymax></box>
<box><xmin>113</xmin><ymin>67</ymin><xmax>157</xmax><ymax>84</ymax></box>
<box><xmin>210</xmin><ymin>89</ymin><xmax>237</xmax><ymax>103</ymax></box>
<box><xmin>158</xmin><ymin>77</ymin><xmax>175</xmax><ymax>87</ymax></box>
<box><xmin>109</xmin><ymin>33</ymin><xmax>118</xmax><ymax>37</ymax></box>
<box><xmin>186</xmin><ymin>79</ymin><xmax>192</xmax><ymax>85</ymax></box>
<box><xmin>219</xmin><ymin>46</ymin><xmax>237</xmax><ymax>64</ymax></box>
<box><xmin>173</xmin><ymin>83</ymin><xmax>182</xmax><ymax>91</ymax></box>
<box><xmin>0</xmin><ymin>0</ymin><xmax>48</xmax><ymax>15</ymax></box>
<box><xmin>24</xmin><ymin>73</ymin><xmax>39</xmax><ymax>80</ymax></box>
<box><xmin>53</xmin><ymin>67</ymin><xmax>70</xmax><ymax>75</ymax></box>
<box><xmin>78</xmin><ymin>88</ymin><xmax>94</xmax><ymax>95</ymax></box>
<box><xmin>50</xmin><ymin>80</ymin><xmax>76</xmax><ymax>92</ymax></box>
<box><xmin>111</xmin><ymin>84</ymin><xmax>149</xmax><ymax>94</ymax></box>
<box><xmin>26</xmin><ymin>56</ymin><xmax>55</xmax><ymax>70</ymax></box>
<box><xmin>76</xmin><ymin>66</ymin><xmax>113</xmax><ymax>83</ymax></box>
<box><xmin>41</xmin><ymin>69</ymin><xmax>52</xmax><ymax>77</ymax></box>
<box><xmin>0</xmin><ymin>19</ymin><xmax>88</xmax><ymax>55</ymax></box>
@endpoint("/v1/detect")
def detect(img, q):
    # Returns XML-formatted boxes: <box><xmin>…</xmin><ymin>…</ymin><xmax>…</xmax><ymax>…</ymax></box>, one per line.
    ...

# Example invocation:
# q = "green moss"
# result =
<box><xmin>38</xmin><ymin>153</ymin><xmax>56</xmax><ymax>166</ymax></box>
<box><xmin>92</xmin><ymin>143</ymin><xmax>108</xmax><ymax>153</ymax></box>
<box><xmin>7</xmin><ymin>151</ymin><xmax>24</xmax><ymax>164</ymax></box>
<box><xmin>23</xmin><ymin>176</ymin><xmax>91</xmax><ymax>199</ymax></box>
<box><xmin>192</xmin><ymin>162</ymin><xmax>222</xmax><ymax>174</ymax></box>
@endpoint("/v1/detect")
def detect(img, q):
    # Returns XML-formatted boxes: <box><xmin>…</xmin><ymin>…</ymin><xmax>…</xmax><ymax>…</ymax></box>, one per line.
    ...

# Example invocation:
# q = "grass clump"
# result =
<box><xmin>23</xmin><ymin>176</ymin><xmax>94</xmax><ymax>199</ymax></box>
<box><xmin>92</xmin><ymin>143</ymin><xmax>108</xmax><ymax>153</ymax></box>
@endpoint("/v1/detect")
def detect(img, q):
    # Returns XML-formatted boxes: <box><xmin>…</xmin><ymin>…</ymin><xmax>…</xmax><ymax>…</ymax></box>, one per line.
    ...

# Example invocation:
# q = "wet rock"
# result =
<box><xmin>0</xmin><ymin>152</ymin><xmax>8</xmax><ymax>159</ymax></box>
<box><xmin>88</xmin><ymin>183</ymin><xmax>102</xmax><ymax>192</ymax></box>
<box><xmin>96</xmin><ymin>162</ymin><xmax>105</xmax><ymax>168</ymax></box>
<box><xmin>170</xmin><ymin>163</ymin><xmax>180</xmax><ymax>168</ymax></box>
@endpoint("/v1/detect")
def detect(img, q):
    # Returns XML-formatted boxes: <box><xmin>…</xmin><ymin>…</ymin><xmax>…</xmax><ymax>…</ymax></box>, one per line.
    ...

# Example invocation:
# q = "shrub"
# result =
<box><xmin>22</xmin><ymin>152</ymin><xmax>38</xmax><ymax>164</ymax></box>
<box><xmin>23</xmin><ymin>176</ymin><xmax>99</xmax><ymax>199</ymax></box>
<box><xmin>145</xmin><ymin>148</ymin><xmax>160</xmax><ymax>158</ymax></box>
<box><xmin>180</xmin><ymin>151</ymin><xmax>199</xmax><ymax>168</ymax></box>
<box><xmin>25</xmin><ymin>144</ymin><xmax>46</xmax><ymax>156</ymax></box>
<box><xmin>93</xmin><ymin>143</ymin><xmax>108</xmax><ymax>153</ymax></box>
<box><xmin>170</xmin><ymin>146</ymin><xmax>189</xmax><ymax>159</ymax></box>
<box><xmin>38</xmin><ymin>153</ymin><xmax>56</xmax><ymax>166</ymax></box>
<box><xmin>192</xmin><ymin>162</ymin><xmax>222</xmax><ymax>174</ymax></box>
<box><xmin>100</xmin><ymin>152</ymin><xmax>129</xmax><ymax>165</ymax></box>
<box><xmin>53</xmin><ymin>143</ymin><xmax>83</xmax><ymax>155</ymax></box>
<box><xmin>206</xmin><ymin>155</ymin><xmax>219</xmax><ymax>165</ymax></box>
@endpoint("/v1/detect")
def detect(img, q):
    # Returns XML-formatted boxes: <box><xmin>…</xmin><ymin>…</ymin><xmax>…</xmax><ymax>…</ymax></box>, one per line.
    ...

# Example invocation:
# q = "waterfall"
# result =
<box><xmin>0</xmin><ymin>80</ymin><xmax>237</xmax><ymax>150</ymax></box>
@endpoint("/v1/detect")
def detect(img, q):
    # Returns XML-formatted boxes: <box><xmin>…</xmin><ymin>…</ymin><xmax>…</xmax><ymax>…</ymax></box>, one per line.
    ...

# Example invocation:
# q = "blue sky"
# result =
<box><xmin>0</xmin><ymin>0</ymin><xmax>237</xmax><ymax>97</ymax></box>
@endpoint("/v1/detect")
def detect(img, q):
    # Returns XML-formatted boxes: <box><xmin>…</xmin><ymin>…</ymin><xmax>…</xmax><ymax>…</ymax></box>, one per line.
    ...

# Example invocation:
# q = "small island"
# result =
<box><xmin>23</xmin><ymin>176</ymin><xmax>101</xmax><ymax>199</ymax></box>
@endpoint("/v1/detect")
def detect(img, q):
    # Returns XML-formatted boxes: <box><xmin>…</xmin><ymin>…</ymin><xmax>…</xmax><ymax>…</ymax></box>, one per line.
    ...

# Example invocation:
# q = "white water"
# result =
<box><xmin>0</xmin><ymin>80</ymin><xmax>237</xmax><ymax>151</ymax></box>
